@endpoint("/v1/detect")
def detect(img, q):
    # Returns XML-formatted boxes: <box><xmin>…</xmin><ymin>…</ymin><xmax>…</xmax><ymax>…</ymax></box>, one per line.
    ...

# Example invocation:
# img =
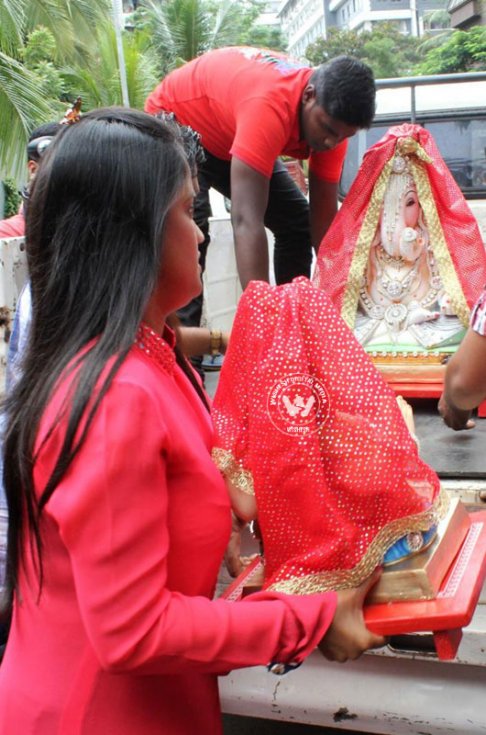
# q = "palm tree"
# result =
<box><xmin>137</xmin><ymin>0</ymin><xmax>261</xmax><ymax>75</ymax></box>
<box><xmin>1</xmin><ymin>0</ymin><xmax>49</xmax><ymax>180</ymax></box>
<box><xmin>0</xmin><ymin>0</ymin><xmax>109</xmax><ymax>181</ymax></box>
<box><xmin>62</xmin><ymin>20</ymin><xmax>159</xmax><ymax>110</ymax></box>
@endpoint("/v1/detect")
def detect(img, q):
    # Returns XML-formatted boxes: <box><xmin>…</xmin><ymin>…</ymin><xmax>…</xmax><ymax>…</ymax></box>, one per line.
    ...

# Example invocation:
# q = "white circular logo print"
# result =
<box><xmin>267</xmin><ymin>373</ymin><xmax>330</xmax><ymax>436</ymax></box>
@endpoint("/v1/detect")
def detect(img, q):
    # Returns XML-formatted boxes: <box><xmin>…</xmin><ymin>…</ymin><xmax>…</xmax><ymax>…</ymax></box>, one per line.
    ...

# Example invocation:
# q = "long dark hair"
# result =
<box><xmin>2</xmin><ymin>107</ymin><xmax>199</xmax><ymax>617</ymax></box>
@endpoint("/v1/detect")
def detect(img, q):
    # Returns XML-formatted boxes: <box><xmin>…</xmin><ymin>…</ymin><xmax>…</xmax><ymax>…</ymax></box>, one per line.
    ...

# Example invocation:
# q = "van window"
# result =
<box><xmin>340</xmin><ymin>77</ymin><xmax>486</xmax><ymax>201</ymax></box>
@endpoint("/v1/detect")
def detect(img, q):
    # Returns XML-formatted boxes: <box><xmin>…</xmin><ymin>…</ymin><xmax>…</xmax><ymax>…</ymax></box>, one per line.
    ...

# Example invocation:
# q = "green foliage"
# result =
<box><xmin>22</xmin><ymin>26</ymin><xmax>57</xmax><ymax>67</ymax></box>
<box><xmin>0</xmin><ymin>51</ymin><xmax>53</xmax><ymax>180</ymax></box>
<box><xmin>306</xmin><ymin>22</ymin><xmax>486</xmax><ymax>79</ymax></box>
<box><xmin>21</xmin><ymin>0</ymin><xmax>111</xmax><ymax>66</ymax></box>
<box><xmin>135</xmin><ymin>0</ymin><xmax>283</xmax><ymax>76</ymax></box>
<box><xmin>0</xmin><ymin>0</ymin><xmax>110</xmax><ymax>181</ymax></box>
<box><xmin>306</xmin><ymin>28</ymin><xmax>364</xmax><ymax>64</ymax></box>
<box><xmin>22</xmin><ymin>28</ymin><xmax>66</xmax><ymax>112</ymax></box>
<box><xmin>416</xmin><ymin>27</ymin><xmax>486</xmax><ymax>74</ymax></box>
<box><xmin>363</xmin><ymin>23</ymin><xmax>420</xmax><ymax>77</ymax></box>
<box><xmin>306</xmin><ymin>23</ymin><xmax>421</xmax><ymax>78</ymax></box>
<box><xmin>236</xmin><ymin>23</ymin><xmax>287</xmax><ymax>52</ymax></box>
<box><xmin>415</xmin><ymin>29</ymin><xmax>454</xmax><ymax>55</ymax></box>
<box><xmin>61</xmin><ymin>22</ymin><xmax>159</xmax><ymax>110</ymax></box>
<box><xmin>0</xmin><ymin>0</ymin><xmax>23</xmax><ymax>58</ymax></box>
<box><xmin>362</xmin><ymin>35</ymin><xmax>399</xmax><ymax>79</ymax></box>
<box><xmin>2</xmin><ymin>178</ymin><xmax>21</xmax><ymax>217</ymax></box>
<box><xmin>422</xmin><ymin>9</ymin><xmax>450</xmax><ymax>31</ymax></box>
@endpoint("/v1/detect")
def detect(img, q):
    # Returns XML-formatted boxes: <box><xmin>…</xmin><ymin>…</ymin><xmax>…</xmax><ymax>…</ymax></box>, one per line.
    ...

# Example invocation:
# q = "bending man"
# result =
<box><xmin>145</xmin><ymin>48</ymin><xmax>375</xmax><ymax>302</ymax></box>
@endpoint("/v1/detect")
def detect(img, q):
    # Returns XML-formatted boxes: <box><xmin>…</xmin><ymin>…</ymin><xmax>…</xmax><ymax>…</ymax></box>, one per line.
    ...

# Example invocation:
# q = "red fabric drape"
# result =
<box><xmin>212</xmin><ymin>279</ymin><xmax>442</xmax><ymax>593</ymax></box>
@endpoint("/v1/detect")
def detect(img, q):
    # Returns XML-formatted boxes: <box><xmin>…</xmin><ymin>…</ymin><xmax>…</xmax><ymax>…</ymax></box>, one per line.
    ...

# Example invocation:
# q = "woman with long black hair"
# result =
<box><xmin>0</xmin><ymin>108</ymin><xmax>383</xmax><ymax>734</ymax></box>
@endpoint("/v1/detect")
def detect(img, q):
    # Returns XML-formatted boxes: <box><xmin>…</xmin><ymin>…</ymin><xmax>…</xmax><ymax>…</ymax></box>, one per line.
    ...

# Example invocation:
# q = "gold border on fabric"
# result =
<box><xmin>267</xmin><ymin>486</ymin><xmax>450</xmax><ymax>594</ymax></box>
<box><xmin>341</xmin><ymin>159</ymin><xmax>394</xmax><ymax>328</ymax></box>
<box><xmin>408</xmin><ymin>157</ymin><xmax>470</xmax><ymax>327</ymax></box>
<box><xmin>212</xmin><ymin>447</ymin><xmax>255</xmax><ymax>496</ymax></box>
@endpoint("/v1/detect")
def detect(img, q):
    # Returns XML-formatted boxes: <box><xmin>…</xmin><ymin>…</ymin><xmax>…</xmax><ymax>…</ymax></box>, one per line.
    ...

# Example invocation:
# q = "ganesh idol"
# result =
<box><xmin>314</xmin><ymin>124</ymin><xmax>486</xmax><ymax>355</ymax></box>
<box><xmin>356</xmin><ymin>155</ymin><xmax>461</xmax><ymax>349</ymax></box>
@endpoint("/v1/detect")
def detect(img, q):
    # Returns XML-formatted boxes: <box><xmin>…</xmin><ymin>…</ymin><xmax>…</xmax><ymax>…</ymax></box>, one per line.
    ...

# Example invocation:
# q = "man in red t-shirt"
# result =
<box><xmin>0</xmin><ymin>212</ymin><xmax>24</xmax><ymax>239</ymax></box>
<box><xmin>145</xmin><ymin>48</ymin><xmax>375</xmax><ymax>312</ymax></box>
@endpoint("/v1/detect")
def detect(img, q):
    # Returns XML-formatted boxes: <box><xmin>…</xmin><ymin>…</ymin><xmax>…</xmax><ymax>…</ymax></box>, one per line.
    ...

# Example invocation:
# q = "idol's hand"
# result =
<box><xmin>318</xmin><ymin>569</ymin><xmax>387</xmax><ymax>663</ymax></box>
<box><xmin>438</xmin><ymin>393</ymin><xmax>475</xmax><ymax>431</ymax></box>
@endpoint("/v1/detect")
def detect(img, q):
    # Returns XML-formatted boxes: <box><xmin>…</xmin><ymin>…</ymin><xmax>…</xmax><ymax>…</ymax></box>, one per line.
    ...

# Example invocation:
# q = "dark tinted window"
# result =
<box><xmin>341</xmin><ymin>116</ymin><xmax>486</xmax><ymax>200</ymax></box>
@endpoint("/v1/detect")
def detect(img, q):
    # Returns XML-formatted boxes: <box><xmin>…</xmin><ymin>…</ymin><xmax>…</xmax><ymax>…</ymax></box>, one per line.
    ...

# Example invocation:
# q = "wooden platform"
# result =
<box><xmin>221</xmin><ymin>511</ymin><xmax>486</xmax><ymax>661</ymax></box>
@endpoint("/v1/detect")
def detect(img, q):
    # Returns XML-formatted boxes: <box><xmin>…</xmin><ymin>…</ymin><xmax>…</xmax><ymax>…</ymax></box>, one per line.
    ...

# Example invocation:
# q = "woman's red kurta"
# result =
<box><xmin>0</xmin><ymin>328</ymin><xmax>336</xmax><ymax>734</ymax></box>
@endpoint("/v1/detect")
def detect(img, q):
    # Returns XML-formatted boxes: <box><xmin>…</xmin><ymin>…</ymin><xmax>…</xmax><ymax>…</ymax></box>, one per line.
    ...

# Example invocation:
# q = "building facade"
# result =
<box><xmin>448</xmin><ymin>0</ymin><xmax>485</xmax><ymax>28</ymax></box>
<box><xmin>258</xmin><ymin>0</ymin><xmax>282</xmax><ymax>25</ymax></box>
<box><xmin>278</xmin><ymin>0</ymin><xmax>449</xmax><ymax>58</ymax></box>
<box><xmin>278</xmin><ymin>0</ymin><xmax>327</xmax><ymax>58</ymax></box>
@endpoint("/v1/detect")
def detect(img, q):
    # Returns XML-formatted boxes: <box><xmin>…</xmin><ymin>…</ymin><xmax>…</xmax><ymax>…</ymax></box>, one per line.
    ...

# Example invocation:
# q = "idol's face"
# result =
<box><xmin>380</xmin><ymin>176</ymin><xmax>424</xmax><ymax>261</ymax></box>
<box><xmin>403</xmin><ymin>187</ymin><xmax>420</xmax><ymax>229</ymax></box>
<box><xmin>300</xmin><ymin>86</ymin><xmax>358</xmax><ymax>152</ymax></box>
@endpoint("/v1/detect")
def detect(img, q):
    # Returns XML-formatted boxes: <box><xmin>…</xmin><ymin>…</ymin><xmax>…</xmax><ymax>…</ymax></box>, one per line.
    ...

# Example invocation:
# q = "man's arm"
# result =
<box><xmin>177</xmin><ymin>327</ymin><xmax>229</xmax><ymax>357</ymax></box>
<box><xmin>230</xmin><ymin>157</ymin><xmax>271</xmax><ymax>289</ymax></box>
<box><xmin>308</xmin><ymin>170</ymin><xmax>339</xmax><ymax>251</ymax></box>
<box><xmin>438</xmin><ymin>327</ymin><xmax>486</xmax><ymax>430</ymax></box>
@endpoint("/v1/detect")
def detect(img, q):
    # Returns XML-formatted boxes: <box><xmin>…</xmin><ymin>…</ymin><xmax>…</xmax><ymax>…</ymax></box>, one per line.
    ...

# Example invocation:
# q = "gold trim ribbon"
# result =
<box><xmin>268</xmin><ymin>486</ymin><xmax>449</xmax><ymax>594</ymax></box>
<box><xmin>212</xmin><ymin>447</ymin><xmax>255</xmax><ymax>496</ymax></box>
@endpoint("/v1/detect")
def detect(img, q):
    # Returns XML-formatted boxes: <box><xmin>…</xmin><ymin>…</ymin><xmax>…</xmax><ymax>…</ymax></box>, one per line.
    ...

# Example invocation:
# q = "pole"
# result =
<box><xmin>410</xmin><ymin>0</ymin><xmax>419</xmax><ymax>37</ymax></box>
<box><xmin>112</xmin><ymin>0</ymin><xmax>130</xmax><ymax>107</ymax></box>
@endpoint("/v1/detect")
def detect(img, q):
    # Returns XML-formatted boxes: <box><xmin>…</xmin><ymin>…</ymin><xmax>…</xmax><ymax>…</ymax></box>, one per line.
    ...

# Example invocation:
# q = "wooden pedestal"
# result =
<box><xmin>221</xmin><ymin>511</ymin><xmax>486</xmax><ymax>661</ymax></box>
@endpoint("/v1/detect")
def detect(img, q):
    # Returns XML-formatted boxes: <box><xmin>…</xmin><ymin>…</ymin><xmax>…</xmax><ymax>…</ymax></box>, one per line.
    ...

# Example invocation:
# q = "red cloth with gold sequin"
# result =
<box><xmin>212</xmin><ymin>278</ymin><xmax>444</xmax><ymax>594</ymax></box>
<box><xmin>313</xmin><ymin>124</ymin><xmax>486</xmax><ymax>312</ymax></box>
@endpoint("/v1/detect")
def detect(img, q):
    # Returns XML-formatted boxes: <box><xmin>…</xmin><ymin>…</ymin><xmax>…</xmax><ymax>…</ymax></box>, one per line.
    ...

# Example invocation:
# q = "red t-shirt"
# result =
<box><xmin>0</xmin><ymin>212</ymin><xmax>25</xmax><ymax>238</ymax></box>
<box><xmin>145</xmin><ymin>47</ymin><xmax>347</xmax><ymax>183</ymax></box>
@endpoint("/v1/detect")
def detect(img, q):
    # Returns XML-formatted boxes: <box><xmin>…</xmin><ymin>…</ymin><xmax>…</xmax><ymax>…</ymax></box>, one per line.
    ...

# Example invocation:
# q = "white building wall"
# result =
<box><xmin>278</xmin><ymin>0</ymin><xmax>326</xmax><ymax>58</ymax></box>
<box><xmin>258</xmin><ymin>0</ymin><xmax>281</xmax><ymax>26</ymax></box>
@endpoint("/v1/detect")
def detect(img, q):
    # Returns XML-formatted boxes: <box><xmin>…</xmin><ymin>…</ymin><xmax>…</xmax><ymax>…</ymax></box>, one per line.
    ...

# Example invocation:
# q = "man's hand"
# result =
<box><xmin>318</xmin><ymin>569</ymin><xmax>387</xmax><ymax>663</ymax></box>
<box><xmin>438</xmin><ymin>392</ymin><xmax>475</xmax><ymax>431</ymax></box>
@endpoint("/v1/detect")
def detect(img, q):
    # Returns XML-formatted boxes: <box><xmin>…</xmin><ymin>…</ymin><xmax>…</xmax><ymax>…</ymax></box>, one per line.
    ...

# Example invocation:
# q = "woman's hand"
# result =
<box><xmin>224</xmin><ymin>512</ymin><xmax>259</xmax><ymax>578</ymax></box>
<box><xmin>318</xmin><ymin>569</ymin><xmax>387</xmax><ymax>663</ymax></box>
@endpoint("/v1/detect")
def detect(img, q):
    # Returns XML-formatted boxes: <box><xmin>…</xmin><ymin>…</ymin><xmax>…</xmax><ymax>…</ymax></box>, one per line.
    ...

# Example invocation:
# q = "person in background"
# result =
<box><xmin>0</xmin><ymin>122</ymin><xmax>62</xmax><ymax>239</ymax></box>
<box><xmin>4</xmin><ymin>114</ymin><xmax>228</xmax><ymax>388</ymax></box>
<box><xmin>145</xmin><ymin>47</ymin><xmax>376</xmax><ymax>334</ymax></box>
<box><xmin>0</xmin><ymin>108</ymin><xmax>384</xmax><ymax>732</ymax></box>
<box><xmin>438</xmin><ymin>287</ymin><xmax>486</xmax><ymax>430</ymax></box>
<box><xmin>0</xmin><ymin>121</ymin><xmax>61</xmax><ymax>658</ymax></box>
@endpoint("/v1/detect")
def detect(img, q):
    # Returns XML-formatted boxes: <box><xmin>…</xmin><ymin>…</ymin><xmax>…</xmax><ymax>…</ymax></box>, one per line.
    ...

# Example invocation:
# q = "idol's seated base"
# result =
<box><xmin>233</xmin><ymin>499</ymin><xmax>470</xmax><ymax>605</ymax></box>
<box><xmin>369</xmin><ymin>351</ymin><xmax>486</xmax><ymax>416</ymax></box>
<box><xmin>222</xmin><ymin>503</ymin><xmax>486</xmax><ymax>661</ymax></box>
<box><xmin>369</xmin><ymin>349</ymin><xmax>446</xmax><ymax>398</ymax></box>
<box><xmin>368</xmin><ymin>498</ymin><xmax>470</xmax><ymax>603</ymax></box>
